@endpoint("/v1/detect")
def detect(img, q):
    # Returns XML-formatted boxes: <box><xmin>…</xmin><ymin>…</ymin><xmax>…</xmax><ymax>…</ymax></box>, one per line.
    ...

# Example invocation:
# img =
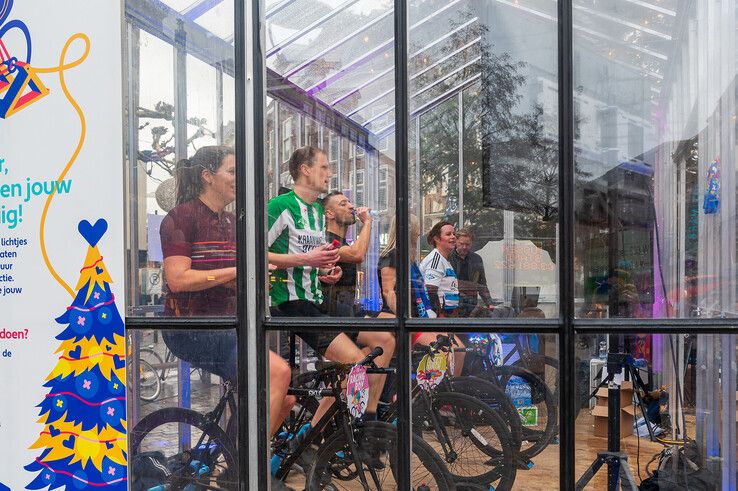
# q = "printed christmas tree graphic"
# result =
<box><xmin>25</xmin><ymin>219</ymin><xmax>127</xmax><ymax>489</ymax></box>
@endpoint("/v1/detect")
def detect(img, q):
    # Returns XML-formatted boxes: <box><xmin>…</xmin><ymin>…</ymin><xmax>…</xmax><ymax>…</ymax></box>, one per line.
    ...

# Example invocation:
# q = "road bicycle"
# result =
<box><xmin>274</xmin><ymin>346</ymin><xmax>455</xmax><ymax>490</ymax></box>
<box><xmin>377</xmin><ymin>337</ymin><xmax>519</xmax><ymax>490</ymax></box>
<box><xmin>450</xmin><ymin>334</ymin><xmax>558</xmax><ymax>459</ymax></box>
<box><xmin>130</xmin><ymin>379</ymin><xmax>238</xmax><ymax>490</ymax></box>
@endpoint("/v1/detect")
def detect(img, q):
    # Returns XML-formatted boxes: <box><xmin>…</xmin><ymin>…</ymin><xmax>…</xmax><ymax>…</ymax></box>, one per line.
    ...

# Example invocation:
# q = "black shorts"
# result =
<box><xmin>162</xmin><ymin>330</ymin><xmax>237</xmax><ymax>383</ymax></box>
<box><xmin>274</xmin><ymin>300</ymin><xmax>358</xmax><ymax>356</ymax></box>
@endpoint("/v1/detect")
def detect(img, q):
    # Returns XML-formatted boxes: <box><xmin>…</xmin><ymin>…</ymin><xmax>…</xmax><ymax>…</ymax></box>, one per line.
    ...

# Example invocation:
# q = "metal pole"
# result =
<box><xmin>248</xmin><ymin>0</ymin><xmax>269</xmax><ymax>488</ymax></box>
<box><xmin>394</xmin><ymin>0</ymin><xmax>411</xmax><ymax>488</ymax></box>
<box><xmin>174</xmin><ymin>22</ymin><xmax>188</xmax><ymax>163</ymax></box>
<box><xmin>458</xmin><ymin>91</ymin><xmax>464</xmax><ymax>227</ymax></box>
<box><xmin>558</xmin><ymin>0</ymin><xmax>576</xmax><ymax>489</ymax></box>
<box><xmin>721</xmin><ymin>334</ymin><xmax>737</xmax><ymax>489</ymax></box>
<box><xmin>607</xmin><ymin>382</ymin><xmax>621</xmax><ymax>489</ymax></box>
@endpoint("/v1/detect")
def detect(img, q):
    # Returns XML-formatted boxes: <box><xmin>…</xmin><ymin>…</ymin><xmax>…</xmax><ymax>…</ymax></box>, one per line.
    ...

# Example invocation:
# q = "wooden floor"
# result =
<box><xmin>510</xmin><ymin>412</ymin><xmax>675</xmax><ymax>490</ymax></box>
<box><xmin>281</xmin><ymin>412</ymin><xmax>678</xmax><ymax>490</ymax></box>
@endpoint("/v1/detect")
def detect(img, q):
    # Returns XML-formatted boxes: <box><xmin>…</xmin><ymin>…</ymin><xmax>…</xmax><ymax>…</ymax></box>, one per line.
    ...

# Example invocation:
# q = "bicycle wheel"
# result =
<box><xmin>413</xmin><ymin>391</ymin><xmax>517</xmax><ymax>490</ymax></box>
<box><xmin>306</xmin><ymin>421</ymin><xmax>454</xmax><ymax>490</ymax></box>
<box><xmin>478</xmin><ymin>366</ymin><xmax>557</xmax><ymax>459</ymax></box>
<box><xmin>138</xmin><ymin>358</ymin><xmax>162</xmax><ymax>402</ymax></box>
<box><xmin>445</xmin><ymin>376</ymin><xmax>523</xmax><ymax>455</ymax></box>
<box><xmin>130</xmin><ymin>407</ymin><xmax>237</xmax><ymax>491</ymax></box>
<box><xmin>140</xmin><ymin>347</ymin><xmax>166</xmax><ymax>380</ymax></box>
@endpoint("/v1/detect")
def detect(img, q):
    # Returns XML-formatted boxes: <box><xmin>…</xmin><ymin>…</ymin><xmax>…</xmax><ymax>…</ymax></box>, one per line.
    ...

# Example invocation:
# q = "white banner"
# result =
<box><xmin>0</xmin><ymin>1</ymin><xmax>125</xmax><ymax>489</ymax></box>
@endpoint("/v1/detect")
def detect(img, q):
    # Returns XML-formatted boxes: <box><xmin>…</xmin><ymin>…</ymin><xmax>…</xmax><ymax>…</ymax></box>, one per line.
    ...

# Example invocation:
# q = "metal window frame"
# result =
<box><xmin>123</xmin><ymin>1</ymin><xmax>738</xmax><ymax>490</ymax></box>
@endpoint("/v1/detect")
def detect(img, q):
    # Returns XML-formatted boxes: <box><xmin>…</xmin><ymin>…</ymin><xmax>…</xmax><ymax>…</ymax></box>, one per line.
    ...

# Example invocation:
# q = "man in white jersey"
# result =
<box><xmin>267</xmin><ymin>146</ymin><xmax>394</xmax><ymax>424</ymax></box>
<box><xmin>419</xmin><ymin>220</ymin><xmax>460</xmax><ymax>316</ymax></box>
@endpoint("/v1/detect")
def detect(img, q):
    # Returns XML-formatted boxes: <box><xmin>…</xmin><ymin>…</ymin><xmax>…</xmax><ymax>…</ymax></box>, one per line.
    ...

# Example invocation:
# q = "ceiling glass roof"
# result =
<box><xmin>152</xmin><ymin>0</ymin><xmax>683</xmax><ymax>137</ymax></box>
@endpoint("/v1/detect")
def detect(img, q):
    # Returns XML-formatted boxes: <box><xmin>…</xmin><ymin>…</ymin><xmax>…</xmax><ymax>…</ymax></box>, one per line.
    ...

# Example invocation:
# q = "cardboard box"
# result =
<box><xmin>592</xmin><ymin>381</ymin><xmax>635</xmax><ymax>439</ymax></box>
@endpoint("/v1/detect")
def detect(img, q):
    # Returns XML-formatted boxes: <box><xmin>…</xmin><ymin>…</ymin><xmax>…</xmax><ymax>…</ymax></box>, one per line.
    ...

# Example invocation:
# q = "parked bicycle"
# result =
<box><xmin>137</xmin><ymin>341</ymin><xmax>211</xmax><ymax>402</ymax></box>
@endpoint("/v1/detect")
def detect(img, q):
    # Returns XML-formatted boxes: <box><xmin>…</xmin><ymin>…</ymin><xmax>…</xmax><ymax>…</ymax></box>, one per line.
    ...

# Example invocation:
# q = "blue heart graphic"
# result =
<box><xmin>68</xmin><ymin>345</ymin><xmax>81</xmax><ymax>359</ymax></box>
<box><xmin>113</xmin><ymin>354</ymin><xmax>125</xmax><ymax>369</ymax></box>
<box><xmin>62</xmin><ymin>435</ymin><xmax>75</xmax><ymax>449</ymax></box>
<box><xmin>105</xmin><ymin>345</ymin><xmax>111</xmax><ymax>351</ymax></box>
<box><xmin>105</xmin><ymin>441</ymin><xmax>114</xmax><ymax>449</ymax></box>
<box><xmin>48</xmin><ymin>425</ymin><xmax>60</xmax><ymax>437</ymax></box>
<box><xmin>95</xmin><ymin>266</ymin><xmax>104</xmax><ymax>274</ymax></box>
<box><xmin>77</xmin><ymin>219</ymin><xmax>108</xmax><ymax>247</ymax></box>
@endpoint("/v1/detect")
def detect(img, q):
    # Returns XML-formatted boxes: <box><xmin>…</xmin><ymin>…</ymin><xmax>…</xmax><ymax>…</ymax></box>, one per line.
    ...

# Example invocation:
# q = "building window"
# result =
<box><xmin>281</xmin><ymin>116</ymin><xmax>294</xmax><ymax>162</ymax></box>
<box><xmin>378</xmin><ymin>165</ymin><xmax>388</xmax><ymax>212</ymax></box>
<box><xmin>355</xmin><ymin>169</ymin><xmax>364</xmax><ymax>207</ymax></box>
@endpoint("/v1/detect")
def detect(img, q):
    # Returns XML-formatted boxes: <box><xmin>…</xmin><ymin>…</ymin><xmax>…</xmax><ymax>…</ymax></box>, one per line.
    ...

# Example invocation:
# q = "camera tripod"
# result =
<box><xmin>576</xmin><ymin>353</ymin><xmax>649</xmax><ymax>491</ymax></box>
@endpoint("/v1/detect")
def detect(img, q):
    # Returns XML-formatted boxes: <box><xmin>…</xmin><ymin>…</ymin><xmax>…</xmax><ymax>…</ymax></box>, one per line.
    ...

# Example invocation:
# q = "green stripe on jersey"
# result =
<box><xmin>267</xmin><ymin>190</ymin><xmax>325</xmax><ymax>305</ymax></box>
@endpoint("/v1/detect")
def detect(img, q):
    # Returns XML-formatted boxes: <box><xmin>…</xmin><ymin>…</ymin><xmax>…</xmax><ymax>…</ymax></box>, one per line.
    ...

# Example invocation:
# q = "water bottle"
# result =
<box><xmin>352</xmin><ymin>209</ymin><xmax>380</xmax><ymax>219</ymax></box>
<box><xmin>598</xmin><ymin>340</ymin><xmax>607</xmax><ymax>360</ymax></box>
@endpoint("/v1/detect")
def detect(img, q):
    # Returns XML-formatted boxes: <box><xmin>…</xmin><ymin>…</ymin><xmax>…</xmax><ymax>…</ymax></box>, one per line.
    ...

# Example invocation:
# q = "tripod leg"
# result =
<box><xmin>619</xmin><ymin>458</ymin><xmax>639</xmax><ymax>491</ymax></box>
<box><xmin>575</xmin><ymin>455</ymin><xmax>605</xmax><ymax>491</ymax></box>
<box><xmin>608</xmin><ymin>458</ymin><xmax>620</xmax><ymax>491</ymax></box>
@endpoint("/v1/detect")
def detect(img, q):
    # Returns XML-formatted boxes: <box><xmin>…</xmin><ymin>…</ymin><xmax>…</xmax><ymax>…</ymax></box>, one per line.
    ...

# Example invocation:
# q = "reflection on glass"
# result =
<box><xmin>574</xmin><ymin>2</ymin><xmax>738</xmax><ymax>319</ymax></box>
<box><xmin>575</xmin><ymin>333</ymin><xmax>736</xmax><ymax>489</ymax></box>
<box><xmin>126</xmin><ymin>10</ymin><xmax>236</xmax><ymax>317</ymax></box>
<box><xmin>265</xmin><ymin>0</ymin><xmax>401</xmax><ymax>322</ymax></box>
<box><xmin>410</xmin><ymin>0</ymin><xmax>560</xmax><ymax>320</ymax></box>
<box><xmin>127</xmin><ymin>329</ymin><xmax>239</xmax><ymax>489</ymax></box>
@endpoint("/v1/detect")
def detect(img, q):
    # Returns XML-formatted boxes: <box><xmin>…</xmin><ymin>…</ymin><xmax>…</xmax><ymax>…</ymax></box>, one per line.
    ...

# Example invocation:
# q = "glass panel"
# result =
<box><xmin>574</xmin><ymin>1</ymin><xmax>738</xmax><ymax>319</ymax></box>
<box><xmin>264</xmin><ymin>19</ymin><xmax>395</xmax><ymax>320</ymax></box>
<box><xmin>194</xmin><ymin>1</ymin><xmax>235</xmax><ymax>41</ymax></box>
<box><xmin>408</xmin><ymin>0</ymin><xmax>559</xmax><ymax>320</ymax></box>
<box><xmin>127</xmin><ymin>328</ymin><xmax>239</xmax><ymax>488</ymax></box>
<box><xmin>575</xmin><ymin>333</ymin><xmax>736</xmax><ymax>489</ymax></box>
<box><xmin>268</xmin><ymin>330</ymin><xmax>400</xmax><ymax>489</ymax></box>
<box><xmin>186</xmin><ymin>55</ymin><xmax>218</xmax><ymax>149</ymax></box>
<box><xmin>408</xmin><ymin>331</ymin><xmax>560</xmax><ymax>489</ymax></box>
<box><xmin>125</xmin><ymin>6</ymin><xmax>237</xmax><ymax>319</ymax></box>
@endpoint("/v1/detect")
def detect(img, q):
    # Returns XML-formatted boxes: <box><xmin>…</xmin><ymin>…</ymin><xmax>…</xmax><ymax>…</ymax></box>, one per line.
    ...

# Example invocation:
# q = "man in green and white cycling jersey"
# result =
<box><xmin>267</xmin><ymin>146</ymin><xmax>394</xmax><ymax>424</ymax></box>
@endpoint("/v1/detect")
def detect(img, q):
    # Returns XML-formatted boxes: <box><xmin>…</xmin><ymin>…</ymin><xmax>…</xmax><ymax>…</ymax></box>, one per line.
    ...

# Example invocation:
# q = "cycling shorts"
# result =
<box><xmin>273</xmin><ymin>300</ymin><xmax>358</xmax><ymax>356</ymax></box>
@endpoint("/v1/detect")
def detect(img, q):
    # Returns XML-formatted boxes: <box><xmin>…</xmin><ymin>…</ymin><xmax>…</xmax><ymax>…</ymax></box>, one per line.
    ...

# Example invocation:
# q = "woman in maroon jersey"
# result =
<box><xmin>160</xmin><ymin>146</ymin><xmax>294</xmax><ymax>450</ymax></box>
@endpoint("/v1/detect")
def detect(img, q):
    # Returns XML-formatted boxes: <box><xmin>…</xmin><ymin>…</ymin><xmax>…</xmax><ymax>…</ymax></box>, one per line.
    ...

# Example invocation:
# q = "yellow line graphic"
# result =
<box><xmin>36</xmin><ymin>33</ymin><xmax>90</xmax><ymax>297</ymax></box>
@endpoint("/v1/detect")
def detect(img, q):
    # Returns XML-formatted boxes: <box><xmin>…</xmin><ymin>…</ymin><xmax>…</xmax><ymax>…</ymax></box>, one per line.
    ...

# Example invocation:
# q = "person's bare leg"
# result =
<box><xmin>269</xmin><ymin>351</ymin><xmax>293</xmax><ymax>436</ymax></box>
<box><xmin>309</xmin><ymin>333</ymin><xmax>367</xmax><ymax>424</ymax></box>
<box><xmin>356</xmin><ymin>331</ymin><xmax>395</xmax><ymax>413</ymax></box>
<box><xmin>310</xmin><ymin>345</ymin><xmax>373</xmax><ymax>424</ymax></box>
<box><xmin>451</xmin><ymin>336</ymin><xmax>465</xmax><ymax>376</ymax></box>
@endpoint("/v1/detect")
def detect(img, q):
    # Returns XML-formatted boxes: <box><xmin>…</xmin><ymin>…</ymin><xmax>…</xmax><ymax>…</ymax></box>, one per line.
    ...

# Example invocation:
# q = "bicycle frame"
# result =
<box><xmin>275</xmin><ymin>364</ymin><xmax>393</xmax><ymax>490</ymax></box>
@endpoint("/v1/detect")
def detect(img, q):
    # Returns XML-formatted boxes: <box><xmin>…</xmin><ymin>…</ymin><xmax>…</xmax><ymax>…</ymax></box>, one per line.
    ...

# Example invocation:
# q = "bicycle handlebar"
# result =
<box><xmin>414</xmin><ymin>334</ymin><xmax>457</xmax><ymax>355</ymax></box>
<box><xmin>357</xmin><ymin>346</ymin><xmax>383</xmax><ymax>367</ymax></box>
